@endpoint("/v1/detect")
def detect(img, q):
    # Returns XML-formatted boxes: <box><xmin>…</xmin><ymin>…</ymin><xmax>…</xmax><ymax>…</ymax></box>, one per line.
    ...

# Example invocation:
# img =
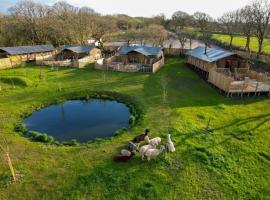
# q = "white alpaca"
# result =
<box><xmin>139</xmin><ymin>144</ymin><xmax>156</xmax><ymax>160</ymax></box>
<box><xmin>166</xmin><ymin>134</ymin><xmax>175</xmax><ymax>152</ymax></box>
<box><xmin>144</xmin><ymin>145</ymin><xmax>165</xmax><ymax>161</ymax></box>
<box><xmin>144</xmin><ymin>136</ymin><xmax>161</xmax><ymax>146</ymax></box>
<box><xmin>120</xmin><ymin>149</ymin><xmax>131</xmax><ymax>156</ymax></box>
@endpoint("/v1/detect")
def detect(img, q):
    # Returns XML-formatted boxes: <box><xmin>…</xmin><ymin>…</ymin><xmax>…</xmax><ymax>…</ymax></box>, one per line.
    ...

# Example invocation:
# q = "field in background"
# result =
<box><xmin>212</xmin><ymin>34</ymin><xmax>270</xmax><ymax>54</ymax></box>
<box><xmin>0</xmin><ymin>58</ymin><xmax>269</xmax><ymax>199</ymax></box>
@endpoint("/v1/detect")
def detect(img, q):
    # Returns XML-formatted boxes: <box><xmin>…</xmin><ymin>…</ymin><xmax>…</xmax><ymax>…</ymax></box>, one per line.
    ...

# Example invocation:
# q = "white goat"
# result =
<box><xmin>144</xmin><ymin>145</ymin><xmax>165</xmax><ymax>161</ymax></box>
<box><xmin>120</xmin><ymin>149</ymin><xmax>131</xmax><ymax>156</ymax></box>
<box><xmin>144</xmin><ymin>136</ymin><xmax>161</xmax><ymax>146</ymax></box>
<box><xmin>166</xmin><ymin>134</ymin><xmax>175</xmax><ymax>152</ymax></box>
<box><xmin>139</xmin><ymin>144</ymin><xmax>156</xmax><ymax>160</ymax></box>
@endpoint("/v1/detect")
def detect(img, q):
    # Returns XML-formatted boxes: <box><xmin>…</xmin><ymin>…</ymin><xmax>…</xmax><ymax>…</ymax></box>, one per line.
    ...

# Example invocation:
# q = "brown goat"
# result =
<box><xmin>113</xmin><ymin>151</ymin><xmax>135</xmax><ymax>162</ymax></box>
<box><xmin>132</xmin><ymin>129</ymin><xmax>150</xmax><ymax>143</ymax></box>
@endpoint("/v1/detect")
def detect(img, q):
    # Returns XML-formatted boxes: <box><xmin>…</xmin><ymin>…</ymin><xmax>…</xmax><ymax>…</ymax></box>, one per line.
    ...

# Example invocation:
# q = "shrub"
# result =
<box><xmin>26</xmin><ymin>131</ymin><xmax>54</xmax><ymax>143</ymax></box>
<box><xmin>14</xmin><ymin>123</ymin><xmax>27</xmax><ymax>134</ymax></box>
<box><xmin>129</xmin><ymin>115</ymin><xmax>136</xmax><ymax>127</ymax></box>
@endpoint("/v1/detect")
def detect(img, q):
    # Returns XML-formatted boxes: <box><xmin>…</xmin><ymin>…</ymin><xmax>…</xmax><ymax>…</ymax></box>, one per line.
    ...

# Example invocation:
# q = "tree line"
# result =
<box><xmin>0</xmin><ymin>0</ymin><xmax>269</xmax><ymax>57</ymax></box>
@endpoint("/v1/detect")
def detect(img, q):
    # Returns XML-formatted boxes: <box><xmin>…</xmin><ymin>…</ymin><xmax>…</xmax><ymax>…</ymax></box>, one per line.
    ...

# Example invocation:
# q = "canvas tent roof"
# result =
<box><xmin>63</xmin><ymin>46</ymin><xmax>96</xmax><ymax>54</ymax></box>
<box><xmin>119</xmin><ymin>46</ymin><xmax>162</xmax><ymax>57</ymax></box>
<box><xmin>186</xmin><ymin>47</ymin><xmax>235</xmax><ymax>63</ymax></box>
<box><xmin>0</xmin><ymin>45</ymin><xmax>55</xmax><ymax>55</ymax></box>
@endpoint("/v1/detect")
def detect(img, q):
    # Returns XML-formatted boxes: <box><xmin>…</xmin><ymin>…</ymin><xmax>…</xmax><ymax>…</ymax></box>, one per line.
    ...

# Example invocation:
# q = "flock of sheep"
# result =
<box><xmin>113</xmin><ymin>129</ymin><xmax>175</xmax><ymax>162</ymax></box>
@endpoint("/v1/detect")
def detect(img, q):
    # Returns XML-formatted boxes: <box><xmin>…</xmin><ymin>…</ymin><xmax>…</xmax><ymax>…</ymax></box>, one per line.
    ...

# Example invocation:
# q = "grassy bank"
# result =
<box><xmin>212</xmin><ymin>33</ymin><xmax>270</xmax><ymax>54</ymax></box>
<box><xmin>0</xmin><ymin>58</ymin><xmax>269</xmax><ymax>199</ymax></box>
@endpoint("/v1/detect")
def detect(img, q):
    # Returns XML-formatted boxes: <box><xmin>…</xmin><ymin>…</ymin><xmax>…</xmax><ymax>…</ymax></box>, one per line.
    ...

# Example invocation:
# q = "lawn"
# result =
<box><xmin>212</xmin><ymin>33</ymin><xmax>270</xmax><ymax>54</ymax></box>
<box><xmin>0</xmin><ymin>58</ymin><xmax>270</xmax><ymax>200</ymax></box>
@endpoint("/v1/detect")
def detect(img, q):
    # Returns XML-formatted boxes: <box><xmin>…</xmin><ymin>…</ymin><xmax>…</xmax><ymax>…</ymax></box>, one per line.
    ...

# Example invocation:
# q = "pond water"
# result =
<box><xmin>23</xmin><ymin>99</ymin><xmax>131</xmax><ymax>142</ymax></box>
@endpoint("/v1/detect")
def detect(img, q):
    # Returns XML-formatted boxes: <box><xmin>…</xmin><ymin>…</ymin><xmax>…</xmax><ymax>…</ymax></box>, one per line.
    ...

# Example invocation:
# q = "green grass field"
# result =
<box><xmin>212</xmin><ymin>34</ymin><xmax>270</xmax><ymax>54</ymax></box>
<box><xmin>0</xmin><ymin>58</ymin><xmax>270</xmax><ymax>199</ymax></box>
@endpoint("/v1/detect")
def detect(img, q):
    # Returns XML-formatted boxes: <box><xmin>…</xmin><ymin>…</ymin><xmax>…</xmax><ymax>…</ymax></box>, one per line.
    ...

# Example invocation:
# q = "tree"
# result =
<box><xmin>201</xmin><ymin>32</ymin><xmax>212</xmax><ymax>54</ymax></box>
<box><xmin>171</xmin><ymin>11</ymin><xmax>191</xmax><ymax>32</ymax></box>
<box><xmin>193</xmin><ymin>12</ymin><xmax>213</xmax><ymax>32</ymax></box>
<box><xmin>90</xmin><ymin>16</ymin><xmax>117</xmax><ymax>49</ymax></box>
<box><xmin>218</xmin><ymin>10</ymin><xmax>240</xmax><ymax>49</ymax></box>
<box><xmin>251</xmin><ymin>0</ymin><xmax>270</xmax><ymax>57</ymax></box>
<box><xmin>8</xmin><ymin>0</ymin><xmax>50</xmax><ymax>44</ymax></box>
<box><xmin>239</xmin><ymin>6</ymin><xmax>255</xmax><ymax>51</ymax></box>
<box><xmin>177</xmin><ymin>33</ymin><xmax>187</xmax><ymax>49</ymax></box>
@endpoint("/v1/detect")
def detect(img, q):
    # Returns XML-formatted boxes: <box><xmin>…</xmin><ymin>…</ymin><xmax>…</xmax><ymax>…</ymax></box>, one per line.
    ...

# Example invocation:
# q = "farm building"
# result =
<box><xmin>37</xmin><ymin>46</ymin><xmax>101</xmax><ymax>68</ymax></box>
<box><xmin>95</xmin><ymin>46</ymin><xmax>164</xmax><ymax>73</ymax></box>
<box><xmin>0</xmin><ymin>45</ymin><xmax>55</xmax><ymax>69</ymax></box>
<box><xmin>186</xmin><ymin>47</ymin><xmax>270</xmax><ymax>96</ymax></box>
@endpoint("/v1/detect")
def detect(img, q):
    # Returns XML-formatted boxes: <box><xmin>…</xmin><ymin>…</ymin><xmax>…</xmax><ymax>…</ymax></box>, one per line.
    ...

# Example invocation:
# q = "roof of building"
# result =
<box><xmin>186</xmin><ymin>47</ymin><xmax>236</xmax><ymax>62</ymax></box>
<box><xmin>63</xmin><ymin>46</ymin><xmax>97</xmax><ymax>54</ymax></box>
<box><xmin>0</xmin><ymin>45</ymin><xmax>55</xmax><ymax>55</ymax></box>
<box><xmin>119</xmin><ymin>46</ymin><xmax>163</xmax><ymax>57</ymax></box>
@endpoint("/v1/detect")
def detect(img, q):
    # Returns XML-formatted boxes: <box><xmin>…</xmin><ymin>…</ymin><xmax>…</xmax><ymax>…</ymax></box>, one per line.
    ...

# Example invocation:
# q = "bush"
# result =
<box><xmin>26</xmin><ymin>131</ymin><xmax>54</xmax><ymax>143</ymax></box>
<box><xmin>129</xmin><ymin>115</ymin><xmax>136</xmax><ymax>127</ymax></box>
<box><xmin>14</xmin><ymin>123</ymin><xmax>27</xmax><ymax>134</ymax></box>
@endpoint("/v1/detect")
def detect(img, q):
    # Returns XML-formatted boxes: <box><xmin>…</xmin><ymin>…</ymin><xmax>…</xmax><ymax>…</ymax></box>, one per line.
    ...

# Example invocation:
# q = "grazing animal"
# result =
<box><xmin>127</xmin><ymin>141</ymin><xmax>140</xmax><ymax>152</ymax></box>
<box><xmin>113</xmin><ymin>151</ymin><xmax>135</xmax><ymax>162</ymax></box>
<box><xmin>132</xmin><ymin>129</ymin><xmax>150</xmax><ymax>143</ymax></box>
<box><xmin>120</xmin><ymin>149</ymin><xmax>131</xmax><ymax>156</ymax></box>
<box><xmin>144</xmin><ymin>145</ymin><xmax>165</xmax><ymax>161</ymax></box>
<box><xmin>139</xmin><ymin>144</ymin><xmax>156</xmax><ymax>160</ymax></box>
<box><xmin>144</xmin><ymin>136</ymin><xmax>161</xmax><ymax>146</ymax></box>
<box><xmin>166</xmin><ymin>134</ymin><xmax>175</xmax><ymax>152</ymax></box>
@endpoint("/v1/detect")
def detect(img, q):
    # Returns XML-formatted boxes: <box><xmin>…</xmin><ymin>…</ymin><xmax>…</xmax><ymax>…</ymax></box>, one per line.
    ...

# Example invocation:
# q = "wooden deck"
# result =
<box><xmin>208</xmin><ymin>68</ymin><xmax>270</xmax><ymax>96</ymax></box>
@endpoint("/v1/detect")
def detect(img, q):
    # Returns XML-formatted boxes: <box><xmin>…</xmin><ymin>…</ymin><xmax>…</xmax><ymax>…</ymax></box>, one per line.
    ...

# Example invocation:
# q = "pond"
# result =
<box><xmin>23</xmin><ymin>99</ymin><xmax>131</xmax><ymax>142</ymax></box>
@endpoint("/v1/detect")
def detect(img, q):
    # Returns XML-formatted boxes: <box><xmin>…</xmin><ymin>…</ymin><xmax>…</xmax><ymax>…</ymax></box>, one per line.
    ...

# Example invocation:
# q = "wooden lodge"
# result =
<box><xmin>0</xmin><ymin>45</ymin><xmax>55</xmax><ymax>69</ymax></box>
<box><xmin>186</xmin><ymin>47</ymin><xmax>270</xmax><ymax>96</ymax></box>
<box><xmin>37</xmin><ymin>46</ymin><xmax>102</xmax><ymax>68</ymax></box>
<box><xmin>95</xmin><ymin>46</ymin><xmax>164</xmax><ymax>73</ymax></box>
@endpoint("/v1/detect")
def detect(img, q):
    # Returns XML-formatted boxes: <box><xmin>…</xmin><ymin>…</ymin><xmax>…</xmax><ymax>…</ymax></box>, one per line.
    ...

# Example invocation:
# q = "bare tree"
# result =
<box><xmin>201</xmin><ymin>32</ymin><xmax>212</xmax><ymax>54</ymax></box>
<box><xmin>171</xmin><ymin>11</ymin><xmax>191</xmax><ymax>32</ymax></box>
<box><xmin>251</xmin><ymin>0</ymin><xmax>270</xmax><ymax>57</ymax></box>
<box><xmin>193</xmin><ymin>11</ymin><xmax>213</xmax><ymax>33</ymax></box>
<box><xmin>9</xmin><ymin>0</ymin><xmax>50</xmax><ymax>44</ymax></box>
<box><xmin>218</xmin><ymin>10</ymin><xmax>241</xmax><ymax>49</ymax></box>
<box><xmin>239</xmin><ymin>6</ymin><xmax>255</xmax><ymax>51</ymax></box>
<box><xmin>177</xmin><ymin>32</ymin><xmax>187</xmax><ymax>49</ymax></box>
<box><xmin>160</xmin><ymin>76</ymin><xmax>168</xmax><ymax>103</ymax></box>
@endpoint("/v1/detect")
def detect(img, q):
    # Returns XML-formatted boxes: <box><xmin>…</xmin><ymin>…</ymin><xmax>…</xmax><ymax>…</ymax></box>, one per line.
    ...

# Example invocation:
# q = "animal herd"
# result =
<box><xmin>113</xmin><ymin>129</ymin><xmax>175</xmax><ymax>162</ymax></box>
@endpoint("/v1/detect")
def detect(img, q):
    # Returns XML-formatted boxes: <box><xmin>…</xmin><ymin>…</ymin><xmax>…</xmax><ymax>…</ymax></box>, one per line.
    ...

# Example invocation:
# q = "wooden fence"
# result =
<box><xmin>95</xmin><ymin>62</ymin><xmax>152</xmax><ymax>73</ymax></box>
<box><xmin>208</xmin><ymin>67</ymin><xmax>270</xmax><ymax>95</ymax></box>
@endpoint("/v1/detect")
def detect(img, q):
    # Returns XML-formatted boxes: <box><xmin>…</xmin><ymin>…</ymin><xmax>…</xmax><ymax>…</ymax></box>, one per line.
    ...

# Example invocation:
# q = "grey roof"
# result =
<box><xmin>119</xmin><ymin>46</ymin><xmax>162</xmax><ymax>57</ymax></box>
<box><xmin>0</xmin><ymin>45</ymin><xmax>55</xmax><ymax>55</ymax></box>
<box><xmin>63</xmin><ymin>46</ymin><xmax>96</xmax><ymax>54</ymax></box>
<box><xmin>186</xmin><ymin>47</ymin><xmax>235</xmax><ymax>62</ymax></box>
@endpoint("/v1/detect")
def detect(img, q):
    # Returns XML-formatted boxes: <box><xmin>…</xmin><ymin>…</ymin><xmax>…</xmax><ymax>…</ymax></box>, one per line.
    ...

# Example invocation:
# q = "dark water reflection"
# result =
<box><xmin>23</xmin><ymin>99</ymin><xmax>131</xmax><ymax>142</ymax></box>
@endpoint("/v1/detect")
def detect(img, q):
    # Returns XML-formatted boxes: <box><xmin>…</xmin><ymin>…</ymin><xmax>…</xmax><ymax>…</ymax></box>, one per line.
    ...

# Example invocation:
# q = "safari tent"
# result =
<box><xmin>186</xmin><ymin>47</ymin><xmax>270</xmax><ymax>96</ymax></box>
<box><xmin>96</xmin><ymin>46</ymin><xmax>164</xmax><ymax>73</ymax></box>
<box><xmin>0</xmin><ymin>45</ymin><xmax>55</xmax><ymax>69</ymax></box>
<box><xmin>56</xmin><ymin>46</ymin><xmax>101</xmax><ymax>60</ymax></box>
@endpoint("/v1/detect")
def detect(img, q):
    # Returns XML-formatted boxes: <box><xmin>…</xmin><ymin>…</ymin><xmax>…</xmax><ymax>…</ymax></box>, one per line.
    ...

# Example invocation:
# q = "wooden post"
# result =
<box><xmin>255</xmin><ymin>82</ymin><xmax>259</xmax><ymax>96</ymax></box>
<box><xmin>241</xmin><ymin>82</ymin><xmax>245</xmax><ymax>98</ymax></box>
<box><xmin>0</xmin><ymin>141</ymin><xmax>16</xmax><ymax>182</ymax></box>
<box><xmin>6</xmin><ymin>153</ymin><xmax>16</xmax><ymax>182</ymax></box>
